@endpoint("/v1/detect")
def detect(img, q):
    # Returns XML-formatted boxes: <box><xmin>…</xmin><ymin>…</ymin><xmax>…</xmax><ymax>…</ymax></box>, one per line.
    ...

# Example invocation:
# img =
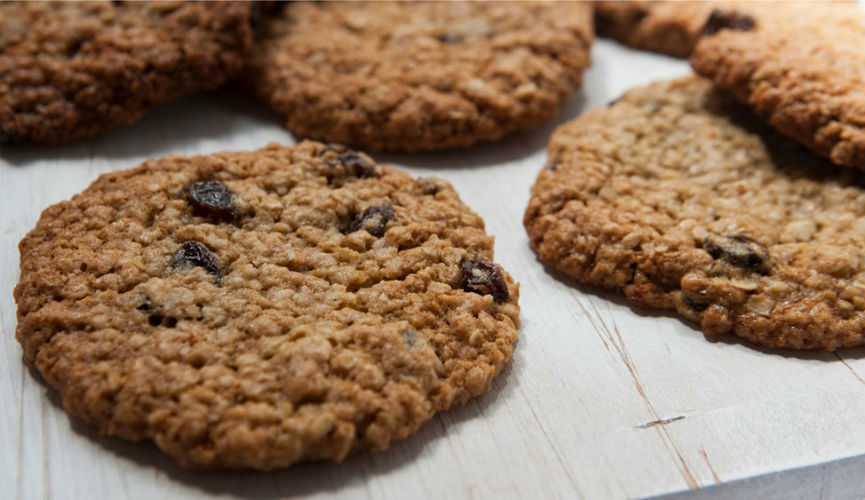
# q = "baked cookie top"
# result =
<box><xmin>524</xmin><ymin>76</ymin><xmax>865</xmax><ymax>351</ymax></box>
<box><xmin>0</xmin><ymin>1</ymin><xmax>253</xmax><ymax>144</ymax></box>
<box><xmin>14</xmin><ymin>141</ymin><xmax>520</xmax><ymax>469</ymax></box>
<box><xmin>246</xmin><ymin>1</ymin><xmax>593</xmax><ymax>152</ymax></box>
<box><xmin>690</xmin><ymin>2</ymin><xmax>865</xmax><ymax>170</ymax></box>
<box><xmin>594</xmin><ymin>1</ymin><xmax>721</xmax><ymax>58</ymax></box>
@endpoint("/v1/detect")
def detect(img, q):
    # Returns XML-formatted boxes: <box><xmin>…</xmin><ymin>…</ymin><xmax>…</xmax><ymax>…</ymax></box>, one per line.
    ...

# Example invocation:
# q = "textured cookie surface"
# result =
<box><xmin>247</xmin><ymin>1</ymin><xmax>593</xmax><ymax>152</ymax></box>
<box><xmin>690</xmin><ymin>2</ymin><xmax>865</xmax><ymax>170</ymax></box>
<box><xmin>0</xmin><ymin>1</ymin><xmax>253</xmax><ymax>144</ymax></box>
<box><xmin>524</xmin><ymin>76</ymin><xmax>865</xmax><ymax>350</ymax></box>
<box><xmin>14</xmin><ymin>141</ymin><xmax>520</xmax><ymax>469</ymax></box>
<box><xmin>594</xmin><ymin>1</ymin><xmax>721</xmax><ymax>57</ymax></box>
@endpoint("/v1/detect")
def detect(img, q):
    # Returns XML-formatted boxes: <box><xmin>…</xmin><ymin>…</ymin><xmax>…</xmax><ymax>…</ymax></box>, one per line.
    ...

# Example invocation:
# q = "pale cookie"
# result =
<box><xmin>246</xmin><ymin>1</ymin><xmax>593</xmax><ymax>152</ymax></box>
<box><xmin>525</xmin><ymin>76</ymin><xmax>865</xmax><ymax>350</ymax></box>
<box><xmin>15</xmin><ymin>141</ymin><xmax>520</xmax><ymax>469</ymax></box>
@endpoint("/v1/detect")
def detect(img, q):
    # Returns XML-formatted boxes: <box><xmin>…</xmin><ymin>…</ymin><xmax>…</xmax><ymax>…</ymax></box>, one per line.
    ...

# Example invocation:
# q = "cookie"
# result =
<box><xmin>246</xmin><ymin>1</ymin><xmax>593</xmax><ymax>152</ymax></box>
<box><xmin>14</xmin><ymin>141</ymin><xmax>520</xmax><ymax>469</ymax></box>
<box><xmin>524</xmin><ymin>76</ymin><xmax>865</xmax><ymax>350</ymax></box>
<box><xmin>0</xmin><ymin>1</ymin><xmax>253</xmax><ymax>144</ymax></box>
<box><xmin>690</xmin><ymin>2</ymin><xmax>865</xmax><ymax>170</ymax></box>
<box><xmin>594</xmin><ymin>1</ymin><xmax>720</xmax><ymax>57</ymax></box>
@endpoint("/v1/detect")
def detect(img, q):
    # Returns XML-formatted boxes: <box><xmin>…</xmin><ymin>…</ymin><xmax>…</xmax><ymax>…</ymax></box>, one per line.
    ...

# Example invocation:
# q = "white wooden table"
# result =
<box><xmin>3</xmin><ymin>36</ymin><xmax>865</xmax><ymax>500</ymax></box>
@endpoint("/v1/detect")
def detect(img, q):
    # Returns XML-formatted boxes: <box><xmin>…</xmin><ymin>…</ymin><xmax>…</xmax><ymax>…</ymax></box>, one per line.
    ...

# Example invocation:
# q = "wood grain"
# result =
<box><xmin>3</xmin><ymin>38</ymin><xmax>865</xmax><ymax>500</ymax></box>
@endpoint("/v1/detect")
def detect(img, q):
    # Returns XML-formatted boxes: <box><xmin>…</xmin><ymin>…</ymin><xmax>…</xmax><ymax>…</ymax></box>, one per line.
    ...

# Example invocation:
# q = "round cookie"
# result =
<box><xmin>14</xmin><ymin>141</ymin><xmax>520</xmax><ymax>469</ymax></box>
<box><xmin>524</xmin><ymin>76</ymin><xmax>865</xmax><ymax>351</ymax></box>
<box><xmin>0</xmin><ymin>1</ymin><xmax>253</xmax><ymax>144</ymax></box>
<box><xmin>246</xmin><ymin>1</ymin><xmax>593</xmax><ymax>152</ymax></box>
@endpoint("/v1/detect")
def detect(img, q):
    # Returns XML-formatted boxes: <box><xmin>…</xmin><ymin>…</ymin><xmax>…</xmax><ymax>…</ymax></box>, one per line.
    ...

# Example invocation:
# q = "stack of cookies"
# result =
<box><xmin>527</xmin><ymin>1</ymin><xmax>865</xmax><ymax>350</ymax></box>
<box><xmin>4</xmin><ymin>0</ymin><xmax>865</xmax><ymax>473</ymax></box>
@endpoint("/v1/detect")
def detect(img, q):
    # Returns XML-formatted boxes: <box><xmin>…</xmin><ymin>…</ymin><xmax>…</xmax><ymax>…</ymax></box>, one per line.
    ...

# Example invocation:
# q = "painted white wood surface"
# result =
<box><xmin>3</xmin><ymin>38</ymin><xmax>865</xmax><ymax>500</ymax></box>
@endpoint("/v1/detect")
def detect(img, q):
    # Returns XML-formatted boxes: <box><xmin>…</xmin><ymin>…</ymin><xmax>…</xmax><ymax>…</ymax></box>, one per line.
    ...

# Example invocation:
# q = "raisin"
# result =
<box><xmin>344</xmin><ymin>205</ymin><xmax>396</xmax><ymax>237</ymax></box>
<box><xmin>459</xmin><ymin>256</ymin><xmax>509</xmax><ymax>303</ymax></box>
<box><xmin>684</xmin><ymin>296</ymin><xmax>710</xmax><ymax>312</ymax></box>
<box><xmin>701</xmin><ymin>9</ymin><xmax>756</xmax><ymax>36</ymax></box>
<box><xmin>338</xmin><ymin>150</ymin><xmax>375</xmax><ymax>177</ymax></box>
<box><xmin>704</xmin><ymin>234</ymin><xmax>770</xmax><ymax>274</ymax></box>
<box><xmin>146</xmin><ymin>314</ymin><xmax>177</xmax><ymax>327</ymax></box>
<box><xmin>318</xmin><ymin>144</ymin><xmax>377</xmax><ymax>181</ymax></box>
<box><xmin>171</xmin><ymin>241</ymin><xmax>222</xmax><ymax>278</ymax></box>
<box><xmin>185</xmin><ymin>180</ymin><xmax>237</xmax><ymax>222</ymax></box>
<box><xmin>416</xmin><ymin>178</ymin><xmax>439</xmax><ymax>195</ymax></box>
<box><xmin>437</xmin><ymin>32</ymin><xmax>463</xmax><ymax>44</ymax></box>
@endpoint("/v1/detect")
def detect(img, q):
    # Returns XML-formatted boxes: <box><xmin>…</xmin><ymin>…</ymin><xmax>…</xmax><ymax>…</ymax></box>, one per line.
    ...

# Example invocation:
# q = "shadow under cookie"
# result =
<box><xmin>14</xmin><ymin>141</ymin><xmax>521</xmax><ymax>470</ymax></box>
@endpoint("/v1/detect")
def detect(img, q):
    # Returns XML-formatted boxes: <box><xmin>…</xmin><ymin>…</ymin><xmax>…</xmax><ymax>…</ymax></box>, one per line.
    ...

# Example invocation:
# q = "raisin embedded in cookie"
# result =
<box><xmin>246</xmin><ymin>1</ymin><xmax>593</xmax><ymax>152</ymax></box>
<box><xmin>524</xmin><ymin>76</ymin><xmax>865</xmax><ymax>351</ymax></box>
<box><xmin>593</xmin><ymin>1</ymin><xmax>790</xmax><ymax>58</ymax></box>
<box><xmin>690</xmin><ymin>3</ymin><xmax>865</xmax><ymax>170</ymax></box>
<box><xmin>14</xmin><ymin>141</ymin><xmax>520</xmax><ymax>469</ymax></box>
<box><xmin>0</xmin><ymin>1</ymin><xmax>253</xmax><ymax>144</ymax></box>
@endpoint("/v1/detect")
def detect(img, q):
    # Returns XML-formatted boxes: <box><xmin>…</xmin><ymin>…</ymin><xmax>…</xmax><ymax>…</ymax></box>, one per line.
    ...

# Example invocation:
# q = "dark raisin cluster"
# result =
<box><xmin>704</xmin><ymin>234</ymin><xmax>770</xmax><ymax>274</ymax></box>
<box><xmin>344</xmin><ymin>205</ymin><xmax>396</xmax><ymax>237</ymax></box>
<box><xmin>185</xmin><ymin>179</ymin><xmax>237</xmax><ymax>222</ymax></box>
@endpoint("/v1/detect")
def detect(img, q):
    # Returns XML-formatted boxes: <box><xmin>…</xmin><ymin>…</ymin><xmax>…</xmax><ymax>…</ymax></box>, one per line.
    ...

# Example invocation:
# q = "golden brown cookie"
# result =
<box><xmin>14</xmin><ymin>141</ymin><xmax>520</xmax><ymax>469</ymax></box>
<box><xmin>0</xmin><ymin>1</ymin><xmax>253</xmax><ymax>144</ymax></box>
<box><xmin>594</xmin><ymin>1</ymin><xmax>720</xmax><ymax>57</ymax></box>
<box><xmin>524</xmin><ymin>76</ymin><xmax>865</xmax><ymax>351</ymax></box>
<box><xmin>690</xmin><ymin>2</ymin><xmax>865</xmax><ymax>170</ymax></box>
<box><xmin>246</xmin><ymin>1</ymin><xmax>593</xmax><ymax>152</ymax></box>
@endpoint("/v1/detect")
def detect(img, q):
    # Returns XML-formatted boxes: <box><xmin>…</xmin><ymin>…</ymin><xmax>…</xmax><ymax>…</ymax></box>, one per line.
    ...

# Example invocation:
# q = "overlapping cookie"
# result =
<box><xmin>594</xmin><ymin>1</ymin><xmax>865</xmax><ymax>170</ymax></box>
<box><xmin>247</xmin><ymin>1</ymin><xmax>593</xmax><ymax>151</ymax></box>
<box><xmin>594</xmin><ymin>1</ymin><xmax>721</xmax><ymax>57</ymax></box>
<box><xmin>0</xmin><ymin>1</ymin><xmax>254</xmax><ymax>144</ymax></box>
<box><xmin>525</xmin><ymin>76</ymin><xmax>865</xmax><ymax>350</ymax></box>
<box><xmin>691</xmin><ymin>2</ymin><xmax>865</xmax><ymax>170</ymax></box>
<box><xmin>594</xmin><ymin>1</ymin><xmax>804</xmax><ymax>58</ymax></box>
<box><xmin>14</xmin><ymin>141</ymin><xmax>520</xmax><ymax>469</ymax></box>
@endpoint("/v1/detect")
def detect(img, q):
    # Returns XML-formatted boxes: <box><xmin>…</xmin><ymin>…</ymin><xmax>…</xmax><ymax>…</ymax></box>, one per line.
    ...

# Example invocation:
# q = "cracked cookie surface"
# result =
<box><xmin>14</xmin><ymin>141</ymin><xmax>520</xmax><ymax>469</ymax></box>
<box><xmin>524</xmin><ymin>76</ymin><xmax>865</xmax><ymax>350</ymax></box>
<box><xmin>246</xmin><ymin>1</ymin><xmax>592</xmax><ymax>152</ymax></box>
<box><xmin>0</xmin><ymin>1</ymin><xmax>253</xmax><ymax>144</ymax></box>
